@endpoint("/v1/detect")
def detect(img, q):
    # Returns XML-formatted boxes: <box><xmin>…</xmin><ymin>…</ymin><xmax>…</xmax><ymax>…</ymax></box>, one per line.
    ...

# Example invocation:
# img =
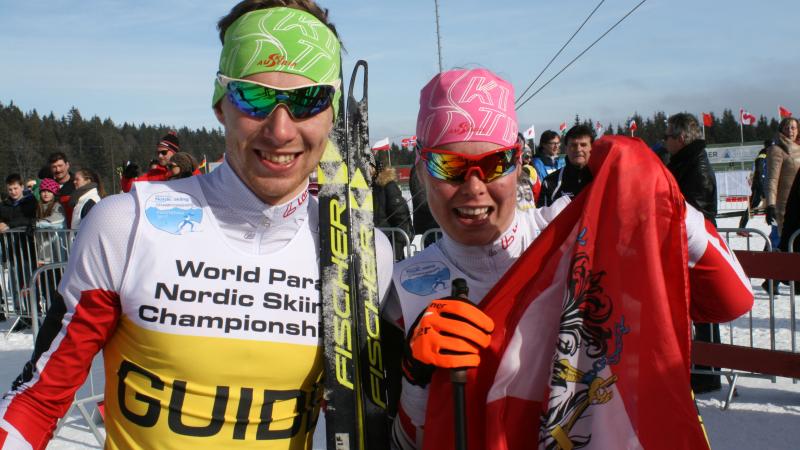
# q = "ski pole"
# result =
<box><xmin>450</xmin><ymin>278</ymin><xmax>469</xmax><ymax>450</ymax></box>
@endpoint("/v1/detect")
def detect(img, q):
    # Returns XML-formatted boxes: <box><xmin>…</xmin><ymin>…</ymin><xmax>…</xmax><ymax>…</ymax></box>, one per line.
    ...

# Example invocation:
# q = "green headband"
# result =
<box><xmin>213</xmin><ymin>7</ymin><xmax>342</xmax><ymax>116</ymax></box>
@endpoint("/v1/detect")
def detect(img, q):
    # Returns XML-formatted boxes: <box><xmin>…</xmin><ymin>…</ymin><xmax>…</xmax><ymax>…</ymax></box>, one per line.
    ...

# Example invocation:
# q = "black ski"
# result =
<box><xmin>318</xmin><ymin>60</ymin><xmax>388</xmax><ymax>450</ymax></box>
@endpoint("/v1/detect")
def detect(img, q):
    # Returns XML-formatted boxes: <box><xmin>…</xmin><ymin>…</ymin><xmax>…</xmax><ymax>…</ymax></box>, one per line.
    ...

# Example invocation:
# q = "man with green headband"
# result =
<box><xmin>0</xmin><ymin>1</ymin><xmax>393</xmax><ymax>449</ymax></box>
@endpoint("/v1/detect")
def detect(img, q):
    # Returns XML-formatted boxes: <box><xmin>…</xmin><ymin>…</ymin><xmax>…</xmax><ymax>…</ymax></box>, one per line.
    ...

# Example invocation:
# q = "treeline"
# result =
<box><xmin>595</xmin><ymin>109</ymin><xmax>780</xmax><ymax>147</ymax></box>
<box><xmin>0</xmin><ymin>101</ymin><xmax>225</xmax><ymax>193</ymax></box>
<box><xmin>2</xmin><ymin>101</ymin><xmax>785</xmax><ymax>187</ymax></box>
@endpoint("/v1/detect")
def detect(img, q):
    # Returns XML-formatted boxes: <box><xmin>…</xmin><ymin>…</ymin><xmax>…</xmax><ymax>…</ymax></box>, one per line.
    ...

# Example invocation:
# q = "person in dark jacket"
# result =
<box><xmin>0</xmin><ymin>174</ymin><xmax>37</xmax><ymax>232</ymax></box>
<box><xmin>738</xmin><ymin>140</ymin><xmax>771</xmax><ymax>229</ymax></box>
<box><xmin>0</xmin><ymin>174</ymin><xmax>38</xmax><ymax>327</ymax></box>
<box><xmin>371</xmin><ymin>158</ymin><xmax>413</xmax><ymax>260</ymax></box>
<box><xmin>664</xmin><ymin>112</ymin><xmax>722</xmax><ymax>394</ymax></box>
<box><xmin>537</xmin><ymin>125</ymin><xmax>594</xmax><ymax>207</ymax></box>
<box><xmin>409</xmin><ymin>163</ymin><xmax>439</xmax><ymax>247</ymax></box>
<box><xmin>665</xmin><ymin>113</ymin><xmax>717</xmax><ymax>224</ymax></box>
<box><xmin>779</xmin><ymin>170</ymin><xmax>800</xmax><ymax>253</ymax></box>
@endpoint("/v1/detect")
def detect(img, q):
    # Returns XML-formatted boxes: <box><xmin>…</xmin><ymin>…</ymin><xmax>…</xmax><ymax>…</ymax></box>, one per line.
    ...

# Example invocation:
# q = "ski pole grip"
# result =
<box><xmin>450</xmin><ymin>277</ymin><xmax>470</xmax><ymax>382</ymax></box>
<box><xmin>450</xmin><ymin>278</ymin><xmax>469</xmax><ymax>450</ymax></box>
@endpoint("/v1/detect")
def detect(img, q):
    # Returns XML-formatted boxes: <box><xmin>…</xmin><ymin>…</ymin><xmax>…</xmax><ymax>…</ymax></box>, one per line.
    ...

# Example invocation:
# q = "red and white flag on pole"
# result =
<box><xmin>702</xmin><ymin>113</ymin><xmax>713</xmax><ymax>127</ymax></box>
<box><xmin>559</xmin><ymin>122</ymin><xmax>567</xmax><ymax>136</ymax></box>
<box><xmin>401</xmin><ymin>136</ymin><xmax>417</xmax><ymax>149</ymax></box>
<box><xmin>739</xmin><ymin>109</ymin><xmax>756</xmax><ymax>126</ymax></box>
<box><xmin>371</xmin><ymin>137</ymin><xmax>390</xmax><ymax>151</ymax></box>
<box><xmin>779</xmin><ymin>106</ymin><xmax>793</xmax><ymax>119</ymax></box>
<box><xmin>629</xmin><ymin>120</ymin><xmax>638</xmax><ymax>135</ymax></box>
<box><xmin>524</xmin><ymin>124</ymin><xmax>536</xmax><ymax>141</ymax></box>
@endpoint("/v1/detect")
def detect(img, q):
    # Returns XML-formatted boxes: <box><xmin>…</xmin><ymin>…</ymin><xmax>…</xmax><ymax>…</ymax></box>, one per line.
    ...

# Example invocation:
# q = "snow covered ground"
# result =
<box><xmin>0</xmin><ymin>214</ymin><xmax>798</xmax><ymax>449</ymax></box>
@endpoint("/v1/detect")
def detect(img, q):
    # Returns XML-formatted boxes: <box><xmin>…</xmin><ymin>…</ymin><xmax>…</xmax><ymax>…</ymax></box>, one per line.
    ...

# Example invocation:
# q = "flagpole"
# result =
<box><xmin>739</xmin><ymin>117</ymin><xmax>744</xmax><ymax>146</ymax></box>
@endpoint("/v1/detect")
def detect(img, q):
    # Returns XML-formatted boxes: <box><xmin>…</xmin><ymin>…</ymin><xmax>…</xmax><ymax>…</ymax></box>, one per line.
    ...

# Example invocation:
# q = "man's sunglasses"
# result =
<box><xmin>420</xmin><ymin>144</ymin><xmax>520</xmax><ymax>183</ymax></box>
<box><xmin>157</xmin><ymin>150</ymin><xmax>171</xmax><ymax>156</ymax></box>
<box><xmin>217</xmin><ymin>73</ymin><xmax>339</xmax><ymax>120</ymax></box>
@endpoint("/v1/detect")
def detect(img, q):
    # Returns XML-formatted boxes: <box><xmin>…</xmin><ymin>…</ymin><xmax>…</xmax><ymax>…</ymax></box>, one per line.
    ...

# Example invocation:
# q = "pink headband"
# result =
<box><xmin>416</xmin><ymin>69</ymin><xmax>518</xmax><ymax>149</ymax></box>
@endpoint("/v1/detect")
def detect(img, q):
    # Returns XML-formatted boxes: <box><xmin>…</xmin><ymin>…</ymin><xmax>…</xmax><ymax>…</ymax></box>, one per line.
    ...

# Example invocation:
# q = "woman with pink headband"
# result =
<box><xmin>384</xmin><ymin>68</ymin><xmax>753</xmax><ymax>449</ymax></box>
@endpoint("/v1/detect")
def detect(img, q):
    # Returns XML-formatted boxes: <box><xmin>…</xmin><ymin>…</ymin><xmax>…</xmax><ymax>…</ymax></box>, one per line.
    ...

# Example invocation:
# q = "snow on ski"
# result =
<box><xmin>318</xmin><ymin>60</ymin><xmax>388</xmax><ymax>450</ymax></box>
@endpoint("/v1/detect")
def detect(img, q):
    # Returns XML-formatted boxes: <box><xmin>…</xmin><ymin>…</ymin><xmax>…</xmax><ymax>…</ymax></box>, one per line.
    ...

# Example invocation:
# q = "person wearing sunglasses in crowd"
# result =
<box><xmin>167</xmin><ymin>152</ymin><xmax>199</xmax><ymax>180</ymax></box>
<box><xmin>119</xmin><ymin>131</ymin><xmax>181</xmax><ymax>193</ymax></box>
<box><xmin>384</xmin><ymin>68</ymin><xmax>753</xmax><ymax>449</ymax></box>
<box><xmin>0</xmin><ymin>1</ymin><xmax>393</xmax><ymax>449</ymax></box>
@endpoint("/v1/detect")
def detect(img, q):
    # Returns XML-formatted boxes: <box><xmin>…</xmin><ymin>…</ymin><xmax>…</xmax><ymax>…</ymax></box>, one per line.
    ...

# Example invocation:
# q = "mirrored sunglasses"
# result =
<box><xmin>420</xmin><ymin>144</ymin><xmax>520</xmax><ymax>183</ymax></box>
<box><xmin>217</xmin><ymin>73</ymin><xmax>339</xmax><ymax>120</ymax></box>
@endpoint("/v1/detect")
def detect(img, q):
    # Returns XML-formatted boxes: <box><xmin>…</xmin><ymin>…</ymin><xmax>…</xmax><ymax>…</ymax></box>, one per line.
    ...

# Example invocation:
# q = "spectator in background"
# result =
<box><xmin>409</xmin><ymin>163</ymin><xmax>439</xmax><ymax>248</ymax></box>
<box><xmin>167</xmin><ymin>152</ymin><xmax>198</xmax><ymax>179</ymax></box>
<box><xmin>120</xmin><ymin>131</ymin><xmax>181</xmax><ymax>192</ymax></box>
<box><xmin>517</xmin><ymin>132</ymin><xmax>540</xmax><ymax>210</ymax></box>
<box><xmin>0</xmin><ymin>174</ymin><xmax>37</xmax><ymax>329</ymax></box>
<box><xmin>665</xmin><ymin>113</ymin><xmax>717</xmax><ymax>223</ymax></box>
<box><xmin>765</xmin><ymin>117</ymin><xmax>800</xmax><ymax>248</ymax></box>
<box><xmin>48</xmin><ymin>152</ymin><xmax>76</xmax><ymax>225</ymax></box>
<box><xmin>371</xmin><ymin>157</ymin><xmax>413</xmax><ymax>260</ymax></box>
<box><xmin>34</xmin><ymin>178</ymin><xmax>65</xmax><ymax>230</ymax></box>
<box><xmin>738</xmin><ymin>139</ymin><xmax>772</xmax><ymax>229</ymax></box>
<box><xmin>24</xmin><ymin>178</ymin><xmax>38</xmax><ymax>201</ymax></box>
<box><xmin>69</xmin><ymin>169</ymin><xmax>104</xmax><ymax>229</ymax></box>
<box><xmin>538</xmin><ymin>125</ymin><xmax>594</xmax><ymax>207</ymax></box>
<box><xmin>663</xmin><ymin>112</ymin><xmax>721</xmax><ymax>394</ymax></box>
<box><xmin>532</xmin><ymin>130</ymin><xmax>564</xmax><ymax>182</ymax></box>
<box><xmin>651</xmin><ymin>140</ymin><xmax>670</xmax><ymax>165</ymax></box>
<box><xmin>0</xmin><ymin>174</ymin><xmax>37</xmax><ymax>232</ymax></box>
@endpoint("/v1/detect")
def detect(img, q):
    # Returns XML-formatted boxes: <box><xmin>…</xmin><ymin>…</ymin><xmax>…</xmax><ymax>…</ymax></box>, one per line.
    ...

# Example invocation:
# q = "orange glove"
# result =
<box><xmin>402</xmin><ymin>298</ymin><xmax>494</xmax><ymax>386</ymax></box>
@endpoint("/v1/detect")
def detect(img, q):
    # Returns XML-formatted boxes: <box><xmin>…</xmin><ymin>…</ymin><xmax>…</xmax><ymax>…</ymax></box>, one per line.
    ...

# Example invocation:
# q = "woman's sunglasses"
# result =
<box><xmin>420</xmin><ymin>144</ymin><xmax>520</xmax><ymax>183</ymax></box>
<box><xmin>217</xmin><ymin>73</ymin><xmax>339</xmax><ymax>120</ymax></box>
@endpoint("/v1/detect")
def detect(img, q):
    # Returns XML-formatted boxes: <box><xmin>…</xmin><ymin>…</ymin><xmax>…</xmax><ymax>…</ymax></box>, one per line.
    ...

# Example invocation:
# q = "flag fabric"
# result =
<box><xmin>372</xmin><ymin>137</ymin><xmax>390</xmax><ymax>151</ymax></box>
<box><xmin>740</xmin><ymin>109</ymin><xmax>756</xmax><ymax>126</ymax></box>
<box><xmin>197</xmin><ymin>156</ymin><xmax>207</xmax><ymax>169</ymax></box>
<box><xmin>559</xmin><ymin>122</ymin><xmax>567</xmax><ymax>136</ymax></box>
<box><xmin>595</xmin><ymin>121</ymin><xmax>604</xmax><ymax>136</ymax></box>
<box><xmin>424</xmin><ymin>137</ymin><xmax>712</xmax><ymax>450</ymax></box>
<box><xmin>702</xmin><ymin>113</ymin><xmax>713</xmax><ymax>127</ymax></box>
<box><xmin>779</xmin><ymin>106</ymin><xmax>793</xmax><ymax>119</ymax></box>
<box><xmin>401</xmin><ymin>136</ymin><xmax>418</xmax><ymax>149</ymax></box>
<box><xmin>524</xmin><ymin>124</ymin><xmax>536</xmax><ymax>141</ymax></box>
<box><xmin>629</xmin><ymin>120</ymin><xmax>638</xmax><ymax>131</ymax></box>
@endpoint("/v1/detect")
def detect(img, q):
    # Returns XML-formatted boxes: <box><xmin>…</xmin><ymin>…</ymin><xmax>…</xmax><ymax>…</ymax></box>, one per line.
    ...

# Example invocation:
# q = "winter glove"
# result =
<box><xmin>401</xmin><ymin>298</ymin><xmax>494</xmax><ymax>386</ymax></box>
<box><xmin>765</xmin><ymin>205</ymin><xmax>776</xmax><ymax>226</ymax></box>
<box><xmin>122</xmin><ymin>162</ymin><xmax>140</xmax><ymax>179</ymax></box>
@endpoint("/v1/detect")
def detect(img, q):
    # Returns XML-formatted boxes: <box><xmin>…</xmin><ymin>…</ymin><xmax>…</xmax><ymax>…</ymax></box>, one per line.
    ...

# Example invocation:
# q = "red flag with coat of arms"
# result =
<box><xmin>423</xmin><ymin>136</ymin><xmax>712</xmax><ymax>450</ymax></box>
<box><xmin>702</xmin><ymin>113</ymin><xmax>713</xmax><ymax>127</ymax></box>
<box><xmin>779</xmin><ymin>106</ymin><xmax>793</xmax><ymax>119</ymax></box>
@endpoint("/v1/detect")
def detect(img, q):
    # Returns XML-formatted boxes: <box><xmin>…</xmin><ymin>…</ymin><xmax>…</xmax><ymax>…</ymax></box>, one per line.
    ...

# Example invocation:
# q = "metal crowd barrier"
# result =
<box><xmin>377</xmin><ymin>227</ymin><xmax>414</xmax><ymax>261</ymax></box>
<box><xmin>699</xmin><ymin>227</ymin><xmax>799</xmax><ymax>408</ymax></box>
<box><xmin>1</xmin><ymin>229</ymin><xmax>76</xmax><ymax>335</ymax></box>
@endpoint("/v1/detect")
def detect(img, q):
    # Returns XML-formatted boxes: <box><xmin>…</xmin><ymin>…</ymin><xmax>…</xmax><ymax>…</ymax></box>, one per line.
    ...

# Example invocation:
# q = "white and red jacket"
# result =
<box><xmin>0</xmin><ymin>161</ymin><xmax>393</xmax><ymax>450</ymax></box>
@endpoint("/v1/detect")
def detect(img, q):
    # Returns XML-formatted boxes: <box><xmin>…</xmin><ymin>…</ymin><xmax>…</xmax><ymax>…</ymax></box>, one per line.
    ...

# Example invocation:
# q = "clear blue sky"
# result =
<box><xmin>2</xmin><ymin>0</ymin><xmax>798</xmax><ymax>146</ymax></box>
